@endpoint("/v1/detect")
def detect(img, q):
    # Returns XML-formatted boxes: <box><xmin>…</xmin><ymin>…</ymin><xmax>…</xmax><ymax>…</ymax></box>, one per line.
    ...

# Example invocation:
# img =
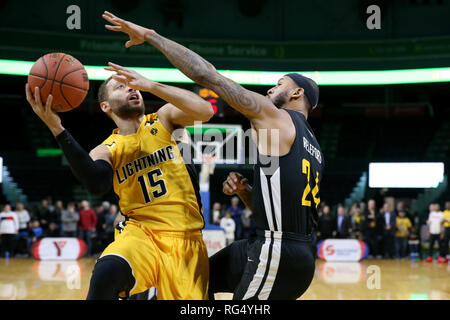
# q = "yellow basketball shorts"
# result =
<box><xmin>99</xmin><ymin>219</ymin><xmax>209</xmax><ymax>300</ymax></box>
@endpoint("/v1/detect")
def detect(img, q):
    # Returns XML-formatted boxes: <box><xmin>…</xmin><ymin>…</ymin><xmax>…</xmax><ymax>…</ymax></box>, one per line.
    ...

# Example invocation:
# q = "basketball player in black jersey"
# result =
<box><xmin>102</xmin><ymin>11</ymin><xmax>323</xmax><ymax>300</ymax></box>
<box><xmin>216</xmin><ymin>74</ymin><xmax>322</xmax><ymax>299</ymax></box>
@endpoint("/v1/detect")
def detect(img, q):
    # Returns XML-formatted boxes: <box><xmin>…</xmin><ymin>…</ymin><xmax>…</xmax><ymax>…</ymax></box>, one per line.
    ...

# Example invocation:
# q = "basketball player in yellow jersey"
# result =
<box><xmin>25</xmin><ymin>62</ymin><xmax>214</xmax><ymax>299</ymax></box>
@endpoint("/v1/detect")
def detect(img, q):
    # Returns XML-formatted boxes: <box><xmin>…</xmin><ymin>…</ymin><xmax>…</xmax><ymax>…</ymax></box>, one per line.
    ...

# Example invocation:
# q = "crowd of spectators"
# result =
<box><xmin>1</xmin><ymin>195</ymin><xmax>449</xmax><ymax>262</ymax></box>
<box><xmin>0</xmin><ymin>197</ymin><xmax>121</xmax><ymax>258</ymax></box>
<box><xmin>211</xmin><ymin>196</ymin><xmax>450</xmax><ymax>262</ymax></box>
<box><xmin>317</xmin><ymin>199</ymin><xmax>450</xmax><ymax>262</ymax></box>
<box><xmin>211</xmin><ymin>196</ymin><xmax>255</xmax><ymax>244</ymax></box>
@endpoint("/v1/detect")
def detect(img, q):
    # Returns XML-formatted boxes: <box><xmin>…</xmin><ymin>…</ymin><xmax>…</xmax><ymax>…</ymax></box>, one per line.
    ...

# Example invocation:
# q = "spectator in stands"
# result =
<box><xmin>46</xmin><ymin>221</ymin><xmax>60</xmax><ymax>237</ymax></box>
<box><xmin>102</xmin><ymin>201</ymin><xmax>111</xmax><ymax>215</ymax></box>
<box><xmin>211</xmin><ymin>202</ymin><xmax>222</xmax><ymax>225</ymax></box>
<box><xmin>94</xmin><ymin>204</ymin><xmax>107</xmax><ymax>253</ymax></box>
<box><xmin>348</xmin><ymin>202</ymin><xmax>358</xmax><ymax>216</ymax></box>
<box><xmin>394</xmin><ymin>201</ymin><xmax>405</xmax><ymax>216</ymax></box>
<box><xmin>46</xmin><ymin>196</ymin><xmax>56</xmax><ymax>212</ymax></box>
<box><xmin>363</xmin><ymin>199</ymin><xmax>381</xmax><ymax>258</ymax></box>
<box><xmin>104</xmin><ymin>204</ymin><xmax>119</xmax><ymax>247</ymax></box>
<box><xmin>350</xmin><ymin>208</ymin><xmax>364</xmax><ymax>240</ymax></box>
<box><xmin>15</xmin><ymin>202</ymin><xmax>30</xmax><ymax>256</ymax></box>
<box><xmin>41</xmin><ymin>199</ymin><xmax>62</xmax><ymax>238</ymax></box>
<box><xmin>376</xmin><ymin>207</ymin><xmax>386</xmax><ymax>258</ymax></box>
<box><xmin>15</xmin><ymin>202</ymin><xmax>30</xmax><ymax>234</ymax></box>
<box><xmin>317</xmin><ymin>202</ymin><xmax>327</xmax><ymax>217</ymax></box>
<box><xmin>227</xmin><ymin>196</ymin><xmax>243</xmax><ymax>240</ymax></box>
<box><xmin>0</xmin><ymin>204</ymin><xmax>19</xmax><ymax>258</ymax></box>
<box><xmin>37</xmin><ymin>198</ymin><xmax>53</xmax><ymax>233</ymax></box>
<box><xmin>381</xmin><ymin>202</ymin><xmax>396</xmax><ymax>259</ymax></box>
<box><xmin>98</xmin><ymin>201</ymin><xmax>110</xmax><ymax>237</ymax></box>
<box><xmin>408</xmin><ymin>225</ymin><xmax>420</xmax><ymax>260</ymax></box>
<box><xmin>78</xmin><ymin>200</ymin><xmax>98</xmax><ymax>256</ymax></box>
<box><xmin>27</xmin><ymin>220</ymin><xmax>43</xmax><ymax>254</ymax></box>
<box><xmin>442</xmin><ymin>201</ymin><xmax>450</xmax><ymax>263</ymax></box>
<box><xmin>335</xmin><ymin>204</ymin><xmax>351</xmax><ymax>238</ymax></box>
<box><xmin>61</xmin><ymin>202</ymin><xmax>79</xmax><ymax>237</ymax></box>
<box><xmin>51</xmin><ymin>200</ymin><xmax>64</xmax><ymax>231</ymax></box>
<box><xmin>221</xmin><ymin>203</ymin><xmax>228</xmax><ymax>216</ymax></box>
<box><xmin>425</xmin><ymin>203</ymin><xmax>445</xmax><ymax>263</ymax></box>
<box><xmin>359</xmin><ymin>201</ymin><xmax>367</xmax><ymax>215</ymax></box>
<box><xmin>395</xmin><ymin>209</ymin><xmax>412</xmax><ymax>259</ymax></box>
<box><xmin>317</xmin><ymin>205</ymin><xmax>335</xmax><ymax>240</ymax></box>
<box><xmin>220</xmin><ymin>212</ymin><xmax>236</xmax><ymax>246</ymax></box>
<box><xmin>394</xmin><ymin>200</ymin><xmax>413</xmax><ymax>222</ymax></box>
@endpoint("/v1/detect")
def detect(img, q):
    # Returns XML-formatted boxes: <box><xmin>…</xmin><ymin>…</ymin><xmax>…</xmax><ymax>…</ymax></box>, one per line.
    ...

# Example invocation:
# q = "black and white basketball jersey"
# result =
<box><xmin>252</xmin><ymin>109</ymin><xmax>324</xmax><ymax>235</ymax></box>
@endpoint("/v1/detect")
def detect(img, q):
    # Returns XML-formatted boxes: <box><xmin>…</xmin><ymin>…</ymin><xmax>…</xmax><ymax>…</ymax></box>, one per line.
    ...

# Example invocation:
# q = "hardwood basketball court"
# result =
<box><xmin>0</xmin><ymin>258</ymin><xmax>448</xmax><ymax>300</ymax></box>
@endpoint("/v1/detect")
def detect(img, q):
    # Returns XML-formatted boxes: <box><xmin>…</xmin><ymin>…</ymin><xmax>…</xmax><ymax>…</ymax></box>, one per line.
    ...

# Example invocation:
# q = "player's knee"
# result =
<box><xmin>87</xmin><ymin>255</ymin><xmax>134</xmax><ymax>300</ymax></box>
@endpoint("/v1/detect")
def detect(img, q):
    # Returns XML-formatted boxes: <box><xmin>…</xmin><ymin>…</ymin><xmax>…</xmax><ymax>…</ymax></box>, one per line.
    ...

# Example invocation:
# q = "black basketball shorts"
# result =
<box><xmin>209</xmin><ymin>230</ymin><xmax>316</xmax><ymax>300</ymax></box>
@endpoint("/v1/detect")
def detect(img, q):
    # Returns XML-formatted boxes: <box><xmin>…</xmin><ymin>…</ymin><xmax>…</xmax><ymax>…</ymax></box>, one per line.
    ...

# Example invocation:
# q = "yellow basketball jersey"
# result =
<box><xmin>102</xmin><ymin>113</ymin><xmax>204</xmax><ymax>231</ymax></box>
<box><xmin>444</xmin><ymin>210</ymin><xmax>450</xmax><ymax>228</ymax></box>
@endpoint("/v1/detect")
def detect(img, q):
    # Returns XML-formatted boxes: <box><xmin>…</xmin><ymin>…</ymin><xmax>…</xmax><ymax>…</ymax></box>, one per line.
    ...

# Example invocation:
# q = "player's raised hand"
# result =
<box><xmin>102</xmin><ymin>11</ymin><xmax>155</xmax><ymax>48</ymax></box>
<box><xmin>223</xmin><ymin>172</ymin><xmax>249</xmax><ymax>196</ymax></box>
<box><xmin>25</xmin><ymin>84</ymin><xmax>63</xmax><ymax>136</ymax></box>
<box><xmin>104</xmin><ymin>62</ymin><xmax>153</xmax><ymax>91</ymax></box>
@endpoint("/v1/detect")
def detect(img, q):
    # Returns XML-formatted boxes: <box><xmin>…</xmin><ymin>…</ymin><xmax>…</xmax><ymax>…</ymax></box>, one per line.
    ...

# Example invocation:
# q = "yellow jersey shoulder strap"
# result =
<box><xmin>101</xmin><ymin>133</ymin><xmax>121</xmax><ymax>168</ymax></box>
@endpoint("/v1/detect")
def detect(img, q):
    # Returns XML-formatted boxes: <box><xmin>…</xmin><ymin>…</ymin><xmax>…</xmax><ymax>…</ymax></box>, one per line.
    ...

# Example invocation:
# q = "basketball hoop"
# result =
<box><xmin>185</xmin><ymin>123</ymin><xmax>244</xmax><ymax>165</ymax></box>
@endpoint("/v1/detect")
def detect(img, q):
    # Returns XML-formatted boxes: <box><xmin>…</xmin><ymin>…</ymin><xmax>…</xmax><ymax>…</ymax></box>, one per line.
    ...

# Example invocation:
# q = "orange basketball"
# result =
<box><xmin>28</xmin><ymin>53</ymin><xmax>89</xmax><ymax>112</ymax></box>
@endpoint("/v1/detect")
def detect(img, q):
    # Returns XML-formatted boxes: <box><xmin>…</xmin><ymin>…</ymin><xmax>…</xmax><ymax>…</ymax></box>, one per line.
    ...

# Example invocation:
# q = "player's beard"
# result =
<box><xmin>113</xmin><ymin>100</ymin><xmax>145</xmax><ymax>119</ymax></box>
<box><xmin>271</xmin><ymin>90</ymin><xmax>289</xmax><ymax>109</ymax></box>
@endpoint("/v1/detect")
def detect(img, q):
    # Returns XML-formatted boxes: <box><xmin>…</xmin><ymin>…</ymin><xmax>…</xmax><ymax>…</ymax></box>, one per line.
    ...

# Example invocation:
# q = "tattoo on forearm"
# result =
<box><xmin>147</xmin><ymin>33</ymin><xmax>263</xmax><ymax>117</ymax></box>
<box><xmin>211</xmin><ymin>76</ymin><xmax>262</xmax><ymax>116</ymax></box>
<box><xmin>148</xmin><ymin>34</ymin><xmax>211</xmax><ymax>84</ymax></box>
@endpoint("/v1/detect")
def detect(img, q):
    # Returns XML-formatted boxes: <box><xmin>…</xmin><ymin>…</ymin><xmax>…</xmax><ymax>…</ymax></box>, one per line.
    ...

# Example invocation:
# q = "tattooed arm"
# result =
<box><xmin>146</xmin><ymin>33</ymin><xmax>272</xmax><ymax>119</ymax></box>
<box><xmin>102</xmin><ymin>11</ymin><xmax>280</xmax><ymax>122</ymax></box>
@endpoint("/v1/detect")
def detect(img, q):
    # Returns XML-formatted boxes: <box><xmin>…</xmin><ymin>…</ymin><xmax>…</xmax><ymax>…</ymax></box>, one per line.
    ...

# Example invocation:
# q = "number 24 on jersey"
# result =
<box><xmin>301</xmin><ymin>158</ymin><xmax>320</xmax><ymax>208</ymax></box>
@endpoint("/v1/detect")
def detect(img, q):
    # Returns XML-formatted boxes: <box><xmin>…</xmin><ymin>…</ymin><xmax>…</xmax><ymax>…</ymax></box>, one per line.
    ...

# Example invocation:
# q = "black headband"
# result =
<box><xmin>285</xmin><ymin>73</ymin><xmax>319</xmax><ymax>108</ymax></box>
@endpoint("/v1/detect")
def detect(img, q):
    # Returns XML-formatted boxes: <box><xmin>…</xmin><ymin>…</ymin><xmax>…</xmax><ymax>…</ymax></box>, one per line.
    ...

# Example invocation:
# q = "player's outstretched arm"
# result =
<box><xmin>102</xmin><ymin>11</ymin><xmax>280</xmax><ymax>122</ymax></box>
<box><xmin>25</xmin><ymin>84</ymin><xmax>113</xmax><ymax>196</ymax></box>
<box><xmin>105</xmin><ymin>62</ymin><xmax>213</xmax><ymax>127</ymax></box>
<box><xmin>223</xmin><ymin>172</ymin><xmax>253</xmax><ymax>211</ymax></box>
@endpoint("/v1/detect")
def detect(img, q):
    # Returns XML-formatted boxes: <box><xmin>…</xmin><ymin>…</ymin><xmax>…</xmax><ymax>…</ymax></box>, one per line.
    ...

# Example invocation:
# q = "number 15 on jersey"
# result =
<box><xmin>137</xmin><ymin>168</ymin><xmax>168</xmax><ymax>203</ymax></box>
